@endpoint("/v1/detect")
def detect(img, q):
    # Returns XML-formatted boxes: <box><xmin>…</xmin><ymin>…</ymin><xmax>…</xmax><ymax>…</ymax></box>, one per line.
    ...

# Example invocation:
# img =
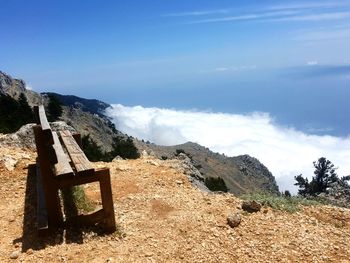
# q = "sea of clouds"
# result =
<box><xmin>105</xmin><ymin>104</ymin><xmax>350</xmax><ymax>193</ymax></box>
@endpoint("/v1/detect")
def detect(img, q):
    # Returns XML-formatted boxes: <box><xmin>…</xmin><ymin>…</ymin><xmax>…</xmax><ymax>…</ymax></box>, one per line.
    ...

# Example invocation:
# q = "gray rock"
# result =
<box><xmin>227</xmin><ymin>213</ymin><xmax>241</xmax><ymax>228</ymax></box>
<box><xmin>10</xmin><ymin>250</ymin><xmax>20</xmax><ymax>259</ymax></box>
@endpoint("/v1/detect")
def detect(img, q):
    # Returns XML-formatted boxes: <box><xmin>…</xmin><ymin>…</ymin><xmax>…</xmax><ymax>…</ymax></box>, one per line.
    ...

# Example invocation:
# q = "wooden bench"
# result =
<box><xmin>33</xmin><ymin>105</ymin><xmax>116</xmax><ymax>234</ymax></box>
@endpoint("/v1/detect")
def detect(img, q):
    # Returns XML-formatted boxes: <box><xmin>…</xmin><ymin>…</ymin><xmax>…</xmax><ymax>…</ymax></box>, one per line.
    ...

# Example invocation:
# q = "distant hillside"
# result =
<box><xmin>135</xmin><ymin>141</ymin><xmax>279</xmax><ymax>196</ymax></box>
<box><xmin>42</xmin><ymin>92</ymin><xmax>109</xmax><ymax>117</ymax></box>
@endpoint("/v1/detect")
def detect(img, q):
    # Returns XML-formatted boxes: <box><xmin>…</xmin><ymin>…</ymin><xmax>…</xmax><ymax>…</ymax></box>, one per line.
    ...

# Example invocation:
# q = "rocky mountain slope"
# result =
<box><xmin>0</xmin><ymin>71</ymin><xmax>42</xmax><ymax>106</ymax></box>
<box><xmin>135</xmin><ymin>141</ymin><xmax>279</xmax><ymax>195</ymax></box>
<box><xmin>1</xmin><ymin>70</ymin><xmax>278</xmax><ymax>194</ymax></box>
<box><xmin>0</xmin><ymin>145</ymin><xmax>349</xmax><ymax>262</ymax></box>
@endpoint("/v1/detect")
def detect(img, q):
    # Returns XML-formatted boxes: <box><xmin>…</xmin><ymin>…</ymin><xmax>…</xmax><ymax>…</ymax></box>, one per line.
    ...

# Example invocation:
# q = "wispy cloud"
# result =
<box><xmin>293</xmin><ymin>26</ymin><xmax>350</xmax><ymax>41</ymax></box>
<box><xmin>162</xmin><ymin>9</ymin><xmax>230</xmax><ymax>17</ymax></box>
<box><xmin>188</xmin><ymin>10</ymin><xmax>301</xmax><ymax>24</ymax></box>
<box><xmin>268</xmin><ymin>2</ymin><xmax>350</xmax><ymax>11</ymax></box>
<box><xmin>199</xmin><ymin>65</ymin><xmax>257</xmax><ymax>74</ymax></box>
<box><xmin>270</xmin><ymin>11</ymin><xmax>350</xmax><ymax>22</ymax></box>
<box><xmin>165</xmin><ymin>1</ymin><xmax>350</xmax><ymax>25</ymax></box>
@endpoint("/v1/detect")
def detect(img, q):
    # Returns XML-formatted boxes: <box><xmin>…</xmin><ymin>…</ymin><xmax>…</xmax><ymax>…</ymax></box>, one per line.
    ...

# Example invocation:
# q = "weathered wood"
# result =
<box><xmin>52</xmin><ymin>132</ymin><xmax>74</xmax><ymax>179</ymax></box>
<box><xmin>99</xmin><ymin>169</ymin><xmax>117</xmax><ymax>232</ymax></box>
<box><xmin>34</xmin><ymin>105</ymin><xmax>53</xmax><ymax>144</ymax></box>
<box><xmin>36</xmin><ymin>162</ymin><xmax>49</xmax><ymax>236</ymax></box>
<box><xmin>33</xmin><ymin>106</ymin><xmax>40</xmax><ymax>125</ymax></box>
<box><xmin>59</xmin><ymin>130</ymin><xmax>94</xmax><ymax>176</ymax></box>
<box><xmin>72</xmin><ymin>133</ymin><xmax>82</xmax><ymax>149</ymax></box>
<box><xmin>33</xmin><ymin>125</ymin><xmax>63</xmax><ymax>229</ymax></box>
<box><xmin>32</xmin><ymin>105</ymin><xmax>116</xmax><ymax>233</ymax></box>
<box><xmin>65</xmin><ymin>209</ymin><xmax>106</xmax><ymax>227</ymax></box>
<box><xmin>57</xmin><ymin>168</ymin><xmax>109</xmax><ymax>188</ymax></box>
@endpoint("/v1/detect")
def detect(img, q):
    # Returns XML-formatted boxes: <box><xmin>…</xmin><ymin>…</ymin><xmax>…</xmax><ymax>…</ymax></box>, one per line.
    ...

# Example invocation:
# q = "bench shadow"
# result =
<box><xmin>13</xmin><ymin>164</ymin><xmax>109</xmax><ymax>252</ymax></box>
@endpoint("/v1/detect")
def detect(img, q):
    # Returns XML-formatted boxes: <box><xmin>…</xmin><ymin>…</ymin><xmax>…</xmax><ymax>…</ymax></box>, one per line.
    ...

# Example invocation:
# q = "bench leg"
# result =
<box><xmin>33</xmin><ymin>126</ymin><xmax>64</xmax><ymax>232</ymax></box>
<box><xmin>98</xmin><ymin>170</ymin><xmax>116</xmax><ymax>232</ymax></box>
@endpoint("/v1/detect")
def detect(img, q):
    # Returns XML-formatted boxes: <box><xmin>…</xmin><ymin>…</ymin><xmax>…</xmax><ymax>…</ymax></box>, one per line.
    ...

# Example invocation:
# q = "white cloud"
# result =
<box><xmin>25</xmin><ymin>85</ymin><xmax>33</xmax><ymax>90</ymax></box>
<box><xmin>307</xmin><ymin>60</ymin><xmax>319</xmax><ymax>66</ymax></box>
<box><xmin>105</xmin><ymin>104</ymin><xmax>350</xmax><ymax>194</ymax></box>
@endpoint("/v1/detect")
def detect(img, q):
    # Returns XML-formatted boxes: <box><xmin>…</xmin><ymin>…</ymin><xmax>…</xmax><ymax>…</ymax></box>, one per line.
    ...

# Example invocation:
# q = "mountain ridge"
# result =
<box><xmin>0</xmin><ymin>70</ymin><xmax>279</xmax><ymax>195</ymax></box>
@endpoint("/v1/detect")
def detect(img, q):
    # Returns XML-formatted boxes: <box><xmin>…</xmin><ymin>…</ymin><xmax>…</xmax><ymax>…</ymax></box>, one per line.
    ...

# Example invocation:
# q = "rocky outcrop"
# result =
<box><xmin>135</xmin><ymin>141</ymin><xmax>280</xmax><ymax>196</ymax></box>
<box><xmin>0</xmin><ymin>71</ymin><xmax>42</xmax><ymax>106</ymax></box>
<box><xmin>318</xmin><ymin>179</ymin><xmax>350</xmax><ymax>209</ymax></box>
<box><xmin>0</xmin><ymin>122</ymin><xmax>76</xmax><ymax>150</ymax></box>
<box><xmin>232</xmin><ymin>154</ymin><xmax>279</xmax><ymax>194</ymax></box>
<box><xmin>60</xmin><ymin>106</ymin><xmax>127</xmax><ymax>153</ymax></box>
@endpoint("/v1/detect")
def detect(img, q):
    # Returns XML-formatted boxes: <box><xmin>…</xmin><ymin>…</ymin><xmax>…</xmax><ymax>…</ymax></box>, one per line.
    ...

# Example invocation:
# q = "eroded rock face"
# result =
<box><xmin>0</xmin><ymin>71</ymin><xmax>42</xmax><ymax>106</ymax></box>
<box><xmin>319</xmin><ymin>180</ymin><xmax>350</xmax><ymax>209</ymax></box>
<box><xmin>0</xmin><ymin>122</ymin><xmax>76</xmax><ymax>150</ymax></box>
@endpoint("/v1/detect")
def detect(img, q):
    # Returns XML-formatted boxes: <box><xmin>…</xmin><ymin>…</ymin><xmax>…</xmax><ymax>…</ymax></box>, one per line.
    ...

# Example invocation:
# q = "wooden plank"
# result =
<box><xmin>99</xmin><ymin>169</ymin><xmax>116</xmax><ymax>232</ymax></box>
<box><xmin>59</xmin><ymin>130</ymin><xmax>94</xmax><ymax>176</ymax></box>
<box><xmin>57</xmin><ymin>168</ymin><xmax>108</xmax><ymax>189</ymax></box>
<box><xmin>65</xmin><ymin>209</ymin><xmax>106</xmax><ymax>227</ymax></box>
<box><xmin>37</xmin><ymin>105</ymin><xmax>53</xmax><ymax>144</ymax></box>
<box><xmin>33</xmin><ymin>125</ymin><xmax>64</xmax><ymax>229</ymax></box>
<box><xmin>36</xmin><ymin>162</ymin><xmax>49</xmax><ymax>235</ymax></box>
<box><xmin>52</xmin><ymin>132</ymin><xmax>74</xmax><ymax>179</ymax></box>
<box><xmin>33</xmin><ymin>106</ymin><xmax>40</xmax><ymax>125</ymax></box>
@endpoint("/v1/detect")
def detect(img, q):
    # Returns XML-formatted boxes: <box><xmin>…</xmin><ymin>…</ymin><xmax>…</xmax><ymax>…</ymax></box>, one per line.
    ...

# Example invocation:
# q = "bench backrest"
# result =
<box><xmin>33</xmin><ymin>105</ymin><xmax>94</xmax><ymax>179</ymax></box>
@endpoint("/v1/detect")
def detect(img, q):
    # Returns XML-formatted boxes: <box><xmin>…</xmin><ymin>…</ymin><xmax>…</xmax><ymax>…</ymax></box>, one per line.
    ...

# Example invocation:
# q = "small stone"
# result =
<box><xmin>145</xmin><ymin>252</ymin><xmax>153</xmax><ymax>257</ymax></box>
<box><xmin>242</xmin><ymin>200</ymin><xmax>261</xmax><ymax>213</ymax></box>
<box><xmin>10</xmin><ymin>251</ymin><xmax>20</xmax><ymax>259</ymax></box>
<box><xmin>26</xmin><ymin>249</ymin><xmax>33</xmax><ymax>255</ymax></box>
<box><xmin>175</xmin><ymin>180</ymin><xmax>183</xmax><ymax>185</ymax></box>
<box><xmin>227</xmin><ymin>213</ymin><xmax>241</xmax><ymax>228</ymax></box>
<box><xmin>147</xmin><ymin>160</ymin><xmax>159</xmax><ymax>166</ymax></box>
<box><xmin>14</xmin><ymin>243</ymin><xmax>21</xmax><ymax>248</ymax></box>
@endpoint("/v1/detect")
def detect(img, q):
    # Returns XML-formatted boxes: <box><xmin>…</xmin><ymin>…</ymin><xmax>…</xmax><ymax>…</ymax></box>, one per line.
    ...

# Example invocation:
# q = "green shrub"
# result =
<box><xmin>110</xmin><ymin>136</ymin><xmax>140</xmax><ymax>159</ymax></box>
<box><xmin>295</xmin><ymin>157</ymin><xmax>338</xmax><ymax>196</ymax></box>
<box><xmin>61</xmin><ymin>186</ymin><xmax>95</xmax><ymax>216</ymax></box>
<box><xmin>46</xmin><ymin>94</ymin><xmax>63</xmax><ymax>122</ymax></box>
<box><xmin>0</xmin><ymin>93</ymin><xmax>35</xmax><ymax>133</ymax></box>
<box><xmin>82</xmin><ymin>134</ymin><xmax>112</xmax><ymax>162</ymax></box>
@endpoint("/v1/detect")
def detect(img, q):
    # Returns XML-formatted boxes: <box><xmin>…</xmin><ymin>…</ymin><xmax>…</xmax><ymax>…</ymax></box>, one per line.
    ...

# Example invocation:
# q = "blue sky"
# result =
<box><xmin>1</xmin><ymin>0</ymin><xmax>350</xmax><ymax>136</ymax></box>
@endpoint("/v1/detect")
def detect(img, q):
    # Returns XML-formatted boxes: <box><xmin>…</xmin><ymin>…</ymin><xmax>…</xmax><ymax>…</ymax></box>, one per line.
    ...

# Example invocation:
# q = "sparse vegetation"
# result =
<box><xmin>110</xmin><ymin>136</ymin><xmax>140</xmax><ymax>159</ymax></box>
<box><xmin>61</xmin><ymin>186</ymin><xmax>96</xmax><ymax>215</ymax></box>
<box><xmin>46</xmin><ymin>94</ymin><xmax>63</xmax><ymax>122</ymax></box>
<box><xmin>82</xmin><ymin>134</ymin><xmax>140</xmax><ymax>162</ymax></box>
<box><xmin>0</xmin><ymin>93</ymin><xmax>35</xmax><ymax>133</ymax></box>
<box><xmin>81</xmin><ymin>134</ymin><xmax>111</xmax><ymax>162</ymax></box>
<box><xmin>241</xmin><ymin>193</ymin><xmax>324</xmax><ymax>213</ymax></box>
<box><xmin>295</xmin><ymin>157</ymin><xmax>339</xmax><ymax>196</ymax></box>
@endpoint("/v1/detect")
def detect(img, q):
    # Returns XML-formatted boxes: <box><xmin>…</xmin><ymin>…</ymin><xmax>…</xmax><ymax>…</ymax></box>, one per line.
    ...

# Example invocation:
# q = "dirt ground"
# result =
<box><xmin>0</xmin><ymin>146</ymin><xmax>349</xmax><ymax>263</ymax></box>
